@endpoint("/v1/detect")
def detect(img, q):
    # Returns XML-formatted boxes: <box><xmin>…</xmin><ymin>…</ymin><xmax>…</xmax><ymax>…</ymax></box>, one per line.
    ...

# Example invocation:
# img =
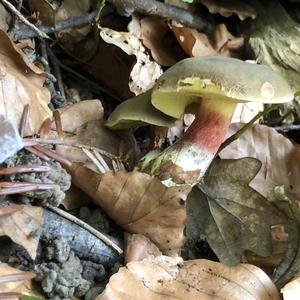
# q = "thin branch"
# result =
<box><xmin>1</xmin><ymin>0</ymin><xmax>49</xmax><ymax>39</ymax></box>
<box><xmin>108</xmin><ymin>0</ymin><xmax>213</xmax><ymax>33</ymax></box>
<box><xmin>0</xmin><ymin>165</ymin><xmax>50</xmax><ymax>175</ymax></box>
<box><xmin>46</xmin><ymin>205</ymin><xmax>123</xmax><ymax>255</ymax></box>
<box><xmin>274</xmin><ymin>124</ymin><xmax>300</xmax><ymax>133</ymax></box>
<box><xmin>10</xmin><ymin>11</ymin><xmax>96</xmax><ymax>41</ymax></box>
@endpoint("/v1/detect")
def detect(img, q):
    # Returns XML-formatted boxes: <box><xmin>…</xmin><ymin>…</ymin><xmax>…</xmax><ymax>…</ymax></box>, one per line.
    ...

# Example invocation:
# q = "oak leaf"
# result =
<box><xmin>187</xmin><ymin>158</ymin><xmax>283</xmax><ymax>265</ymax></box>
<box><xmin>71</xmin><ymin>164</ymin><xmax>191</xmax><ymax>254</ymax></box>
<box><xmin>96</xmin><ymin>256</ymin><xmax>280</xmax><ymax>300</ymax></box>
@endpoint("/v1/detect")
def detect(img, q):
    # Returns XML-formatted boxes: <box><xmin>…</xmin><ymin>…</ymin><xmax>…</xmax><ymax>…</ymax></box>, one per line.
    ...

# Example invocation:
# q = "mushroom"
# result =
<box><xmin>107</xmin><ymin>56</ymin><xmax>293</xmax><ymax>186</ymax></box>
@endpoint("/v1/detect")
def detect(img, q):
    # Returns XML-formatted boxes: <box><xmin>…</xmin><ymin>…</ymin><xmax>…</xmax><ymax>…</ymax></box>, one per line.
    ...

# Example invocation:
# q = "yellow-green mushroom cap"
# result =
<box><xmin>151</xmin><ymin>56</ymin><xmax>294</xmax><ymax>118</ymax></box>
<box><xmin>106</xmin><ymin>90</ymin><xmax>176</xmax><ymax>130</ymax></box>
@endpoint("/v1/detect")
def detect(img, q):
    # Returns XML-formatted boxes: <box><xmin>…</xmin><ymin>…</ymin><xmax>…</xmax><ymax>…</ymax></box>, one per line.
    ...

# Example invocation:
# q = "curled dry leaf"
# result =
<box><xmin>96</xmin><ymin>256</ymin><xmax>280</xmax><ymax>300</ymax></box>
<box><xmin>187</xmin><ymin>158</ymin><xmax>283</xmax><ymax>265</ymax></box>
<box><xmin>0</xmin><ymin>263</ymin><xmax>39</xmax><ymax>298</ymax></box>
<box><xmin>0</xmin><ymin>30</ymin><xmax>51</xmax><ymax>136</ymax></box>
<box><xmin>199</xmin><ymin>0</ymin><xmax>257</xmax><ymax>20</ymax></box>
<box><xmin>140</xmin><ymin>17</ymin><xmax>178</xmax><ymax>66</ymax></box>
<box><xmin>125</xmin><ymin>233</ymin><xmax>162</xmax><ymax>264</ymax></box>
<box><xmin>171</xmin><ymin>22</ymin><xmax>244</xmax><ymax>58</ymax></box>
<box><xmin>0</xmin><ymin>204</ymin><xmax>43</xmax><ymax>259</ymax></box>
<box><xmin>70</xmin><ymin>164</ymin><xmax>191</xmax><ymax>254</ymax></box>
<box><xmin>100</xmin><ymin>26</ymin><xmax>163</xmax><ymax>95</ymax></box>
<box><xmin>220</xmin><ymin>123</ymin><xmax>300</xmax><ymax>199</ymax></box>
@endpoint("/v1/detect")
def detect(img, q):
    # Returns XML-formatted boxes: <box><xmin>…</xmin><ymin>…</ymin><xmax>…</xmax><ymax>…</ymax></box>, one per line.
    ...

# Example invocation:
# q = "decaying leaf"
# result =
<box><xmin>268</xmin><ymin>187</ymin><xmax>300</xmax><ymax>287</ymax></box>
<box><xmin>71</xmin><ymin>165</ymin><xmax>191</xmax><ymax>254</ymax></box>
<box><xmin>187</xmin><ymin>158</ymin><xmax>283</xmax><ymax>265</ymax></box>
<box><xmin>0</xmin><ymin>2</ymin><xmax>11</xmax><ymax>32</ymax></box>
<box><xmin>125</xmin><ymin>233</ymin><xmax>162</xmax><ymax>263</ymax></box>
<box><xmin>0</xmin><ymin>263</ymin><xmax>39</xmax><ymax>298</ymax></box>
<box><xmin>140</xmin><ymin>17</ymin><xmax>178</xmax><ymax>66</ymax></box>
<box><xmin>171</xmin><ymin>22</ymin><xmax>244</xmax><ymax>58</ymax></box>
<box><xmin>100</xmin><ymin>26</ymin><xmax>163</xmax><ymax>95</ymax></box>
<box><xmin>0</xmin><ymin>204</ymin><xmax>43</xmax><ymax>259</ymax></box>
<box><xmin>199</xmin><ymin>0</ymin><xmax>257</xmax><ymax>20</ymax></box>
<box><xmin>220</xmin><ymin>123</ymin><xmax>300</xmax><ymax>200</ymax></box>
<box><xmin>96</xmin><ymin>256</ymin><xmax>280</xmax><ymax>300</ymax></box>
<box><xmin>0</xmin><ymin>30</ymin><xmax>51</xmax><ymax>136</ymax></box>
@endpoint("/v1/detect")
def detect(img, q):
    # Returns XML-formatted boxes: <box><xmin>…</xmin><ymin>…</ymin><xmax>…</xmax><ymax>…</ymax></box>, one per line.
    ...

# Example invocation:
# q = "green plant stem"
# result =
<box><xmin>218</xmin><ymin>104</ymin><xmax>280</xmax><ymax>154</ymax></box>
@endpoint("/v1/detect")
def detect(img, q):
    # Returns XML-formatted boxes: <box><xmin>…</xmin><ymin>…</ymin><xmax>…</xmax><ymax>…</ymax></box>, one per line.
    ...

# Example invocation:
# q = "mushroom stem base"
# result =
<box><xmin>139</xmin><ymin>99</ymin><xmax>236</xmax><ymax>186</ymax></box>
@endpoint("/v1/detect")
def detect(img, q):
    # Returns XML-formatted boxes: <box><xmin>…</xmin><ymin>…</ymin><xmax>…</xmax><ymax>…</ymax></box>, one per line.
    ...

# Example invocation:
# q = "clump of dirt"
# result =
<box><xmin>35</xmin><ymin>237</ymin><xmax>107</xmax><ymax>299</ymax></box>
<box><xmin>1</xmin><ymin>150</ymin><xmax>71</xmax><ymax>206</ymax></box>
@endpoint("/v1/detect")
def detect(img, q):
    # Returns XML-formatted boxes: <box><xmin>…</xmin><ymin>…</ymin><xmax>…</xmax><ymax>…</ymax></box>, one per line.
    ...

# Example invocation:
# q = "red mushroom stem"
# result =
<box><xmin>139</xmin><ymin>99</ymin><xmax>237</xmax><ymax>186</ymax></box>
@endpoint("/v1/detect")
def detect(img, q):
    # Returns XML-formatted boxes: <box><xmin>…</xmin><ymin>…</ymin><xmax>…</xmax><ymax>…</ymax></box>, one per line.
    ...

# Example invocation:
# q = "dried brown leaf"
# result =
<box><xmin>171</xmin><ymin>22</ymin><xmax>243</xmax><ymax>58</ymax></box>
<box><xmin>220</xmin><ymin>123</ymin><xmax>300</xmax><ymax>199</ymax></box>
<box><xmin>0</xmin><ymin>263</ymin><xmax>39</xmax><ymax>298</ymax></box>
<box><xmin>0</xmin><ymin>204</ymin><xmax>43</xmax><ymax>259</ymax></box>
<box><xmin>140</xmin><ymin>17</ymin><xmax>177</xmax><ymax>66</ymax></box>
<box><xmin>70</xmin><ymin>165</ymin><xmax>191</xmax><ymax>254</ymax></box>
<box><xmin>96</xmin><ymin>256</ymin><xmax>280</xmax><ymax>300</ymax></box>
<box><xmin>0</xmin><ymin>30</ymin><xmax>51</xmax><ymax>136</ymax></box>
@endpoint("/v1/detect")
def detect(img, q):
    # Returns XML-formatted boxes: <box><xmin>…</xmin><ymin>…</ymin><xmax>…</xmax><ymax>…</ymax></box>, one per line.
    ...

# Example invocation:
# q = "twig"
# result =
<box><xmin>10</xmin><ymin>11</ymin><xmax>97</xmax><ymax>41</ymax></box>
<box><xmin>46</xmin><ymin>205</ymin><xmax>123</xmax><ymax>255</ymax></box>
<box><xmin>47</xmin><ymin>47</ymin><xmax>66</xmax><ymax>104</ymax></box>
<box><xmin>273</xmin><ymin>124</ymin><xmax>300</xmax><ymax>133</ymax></box>
<box><xmin>218</xmin><ymin>104</ymin><xmax>280</xmax><ymax>153</ymax></box>
<box><xmin>25</xmin><ymin>146</ymin><xmax>50</xmax><ymax>161</ymax></box>
<box><xmin>0</xmin><ymin>182</ymin><xmax>57</xmax><ymax>195</ymax></box>
<box><xmin>0</xmin><ymin>271</ymin><xmax>35</xmax><ymax>283</ymax></box>
<box><xmin>108</xmin><ymin>0</ymin><xmax>213</xmax><ymax>33</ymax></box>
<box><xmin>24</xmin><ymin>138</ymin><xmax>119</xmax><ymax>161</ymax></box>
<box><xmin>53</xmin><ymin>110</ymin><xmax>64</xmax><ymax>139</ymax></box>
<box><xmin>1</xmin><ymin>0</ymin><xmax>49</xmax><ymax>39</ymax></box>
<box><xmin>19</xmin><ymin>104</ymin><xmax>29</xmax><ymax>138</ymax></box>
<box><xmin>82</xmin><ymin>148</ymin><xmax>107</xmax><ymax>174</ymax></box>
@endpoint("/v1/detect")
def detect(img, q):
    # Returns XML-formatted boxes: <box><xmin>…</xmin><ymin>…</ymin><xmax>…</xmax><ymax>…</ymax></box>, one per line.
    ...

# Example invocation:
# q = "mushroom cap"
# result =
<box><xmin>151</xmin><ymin>56</ymin><xmax>294</xmax><ymax>118</ymax></box>
<box><xmin>106</xmin><ymin>90</ymin><xmax>175</xmax><ymax>130</ymax></box>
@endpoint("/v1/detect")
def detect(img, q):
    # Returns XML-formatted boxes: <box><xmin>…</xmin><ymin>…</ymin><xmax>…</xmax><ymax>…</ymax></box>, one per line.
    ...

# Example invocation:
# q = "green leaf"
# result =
<box><xmin>21</xmin><ymin>296</ymin><xmax>44</xmax><ymax>300</ymax></box>
<box><xmin>268</xmin><ymin>186</ymin><xmax>300</xmax><ymax>288</ymax></box>
<box><xmin>182</xmin><ymin>0</ymin><xmax>194</xmax><ymax>3</ymax></box>
<box><xmin>187</xmin><ymin>157</ymin><xmax>284</xmax><ymax>265</ymax></box>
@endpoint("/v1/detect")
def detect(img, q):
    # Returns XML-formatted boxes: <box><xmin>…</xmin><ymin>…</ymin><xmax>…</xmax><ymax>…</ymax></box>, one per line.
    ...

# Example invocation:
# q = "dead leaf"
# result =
<box><xmin>219</xmin><ymin>123</ymin><xmax>300</xmax><ymax>199</ymax></box>
<box><xmin>231</xmin><ymin>102</ymin><xmax>264</xmax><ymax>123</ymax></box>
<box><xmin>0</xmin><ymin>30</ymin><xmax>51</xmax><ymax>136</ymax></box>
<box><xmin>171</xmin><ymin>22</ymin><xmax>243</xmax><ymax>58</ymax></box>
<box><xmin>199</xmin><ymin>0</ymin><xmax>257</xmax><ymax>20</ymax></box>
<box><xmin>71</xmin><ymin>165</ymin><xmax>191</xmax><ymax>254</ymax></box>
<box><xmin>0</xmin><ymin>204</ymin><xmax>43</xmax><ymax>259</ymax></box>
<box><xmin>100</xmin><ymin>26</ymin><xmax>163</xmax><ymax>95</ymax></box>
<box><xmin>0</xmin><ymin>2</ymin><xmax>11</xmax><ymax>32</ymax></box>
<box><xmin>125</xmin><ymin>233</ymin><xmax>162</xmax><ymax>263</ymax></box>
<box><xmin>0</xmin><ymin>263</ymin><xmax>39</xmax><ymax>298</ymax></box>
<box><xmin>187</xmin><ymin>158</ymin><xmax>283</xmax><ymax>265</ymax></box>
<box><xmin>96</xmin><ymin>256</ymin><xmax>280</xmax><ymax>300</ymax></box>
<box><xmin>140</xmin><ymin>17</ymin><xmax>177</xmax><ymax>66</ymax></box>
<box><xmin>268</xmin><ymin>187</ymin><xmax>300</xmax><ymax>287</ymax></box>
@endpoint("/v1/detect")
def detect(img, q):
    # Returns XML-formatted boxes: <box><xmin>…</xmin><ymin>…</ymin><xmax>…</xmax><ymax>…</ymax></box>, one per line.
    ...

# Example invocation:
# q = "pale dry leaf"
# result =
<box><xmin>0</xmin><ymin>204</ymin><xmax>43</xmax><ymax>259</ymax></box>
<box><xmin>232</xmin><ymin>102</ymin><xmax>264</xmax><ymax>123</ymax></box>
<box><xmin>0</xmin><ymin>2</ymin><xmax>11</xmax><ymax>31</ymax></box>
<box><xmin>199</xmin><ymin>0</ymin><xmax>257</xmax><ymax>20</ymax></box>
<box><xmin>140</xmin><ymin>17</ymin><xmax>177</xmax><ymax>66</ymax></box>
<box><xmin>219</xmin><ymin>123</ymin><xmax>300</xmax><ymax>199</ymax></box>
<box><xmin>0</xmin><ymin>30</ymin><xmax>51</xmax><ymax>136</ymax></box>
<box><xmin>281</xmin><ymin>272</ymin><xmax>300</xmax><ymax>300</ymax></box>
<box><xmin>99</xmin><ymin>26</ymin><xmax>163</xmax><ymax>95</ymax></box>
<box><xmin>70</xmin><ymin>165</ymin><xmax>191</xmax><ymax>254</ymax></box>
<box><xmin>96</xmin><ymin>256</ymin><xmax>280</xmax><ymax>300</ymax></box>
<box><xmin>0</xmin><ymin>263</ymin><xmax>39</xmax><ymax>298</ymax></box>
<box><xmin>125</xmin><ymin>233</ymin><xmax>162</xmax><ymax>264</ymax></box>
